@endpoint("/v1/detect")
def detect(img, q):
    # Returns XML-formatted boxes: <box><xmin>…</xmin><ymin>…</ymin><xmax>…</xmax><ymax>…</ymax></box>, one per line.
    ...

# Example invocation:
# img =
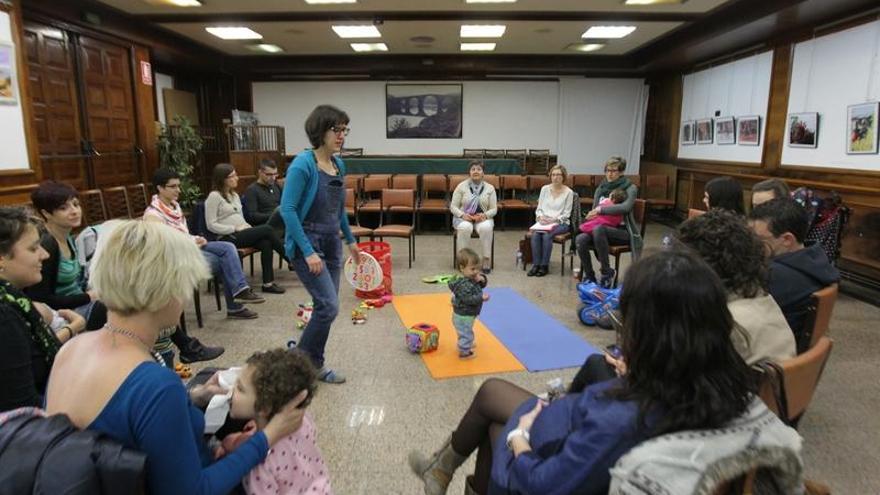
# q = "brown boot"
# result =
<box><xmin>408</xmin><ymin>435</ymin><xmax>467</xmax><ymax>495</ymax></box>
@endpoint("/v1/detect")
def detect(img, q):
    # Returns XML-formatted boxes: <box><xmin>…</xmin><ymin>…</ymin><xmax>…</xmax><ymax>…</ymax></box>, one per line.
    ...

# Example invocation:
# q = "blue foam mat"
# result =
<box><xmin>479</xmin><ymin>287</ymin><xmax>598</xmax><ymax>371</ymax></box>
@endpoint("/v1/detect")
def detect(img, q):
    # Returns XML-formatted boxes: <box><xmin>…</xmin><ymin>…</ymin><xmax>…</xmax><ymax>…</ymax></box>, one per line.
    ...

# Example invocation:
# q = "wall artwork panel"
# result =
<box><xmin>696</xmin><ymin>118</ymin><xmax>713</xmax><ymax>144</ymax></box>
<box><xmin>788</xmin><ymin>112</ymin><xmax>819</xmax><ymax>148</ymax></box>
<box><xmin>846</xmin><ymin>102</ymin><xmax>878</xmax><ymax>155</ymax></box>
<box><xmin>737</xmin><ymin>115</ymin><xmax>760</xmax><ymax>146</ymax></box>
<box><xmin>386</xmin><ymin>84</ymin><xmax>462</xmax><ymax>139</ymax></box>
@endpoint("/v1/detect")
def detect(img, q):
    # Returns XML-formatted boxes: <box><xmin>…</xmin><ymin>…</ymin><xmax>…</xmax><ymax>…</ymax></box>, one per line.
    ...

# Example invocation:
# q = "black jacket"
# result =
<box><xmin>243</xmin><ymin>181</ymin><xmax>282</xmax><ymax>225</ymax></box>
<box><xmin>24</xmin><ymin>233</ymin><xmax>90</xmax><ymax>310</ymax></box>
<box><xmin>0</xmin><ymin>410</ymin><xmax>146</xmax><ymax>495</ymax></box>
<box><xmin>768</xmin><ymin>243</ymin><xmax>840</xmax><ymax>350</ymax></box>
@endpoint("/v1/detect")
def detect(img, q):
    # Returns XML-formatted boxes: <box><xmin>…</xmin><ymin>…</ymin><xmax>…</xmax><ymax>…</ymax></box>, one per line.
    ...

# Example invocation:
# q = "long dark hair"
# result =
<box><xmin>608</xmin><ymin>250</ymin><xmax>755</xmax><ymax>435</ymax></box>
<box><xmin>705</xmin><ymin>176</ymin><xmax>744</xmax><ymax>215</ymax></box>
<box><xmin>211</xmin><ymin>163</ymin><xmax>236</xmax><ymax>201</ymax></box>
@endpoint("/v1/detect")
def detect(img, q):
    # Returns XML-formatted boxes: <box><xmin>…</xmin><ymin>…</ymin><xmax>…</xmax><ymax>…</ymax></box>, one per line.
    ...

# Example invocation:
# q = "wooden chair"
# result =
<box><xmin>344</xmin><ymin>174</ymin><xmax>364</xmax><ymax>197</ymax></box>
<box><xmin>527</xmin><ymin>175</ymin><xmax>550</xmax><ymax>201</ymax></box>
<box><xmin>607</xmin><ymin>199</ymin><xmax>647</xmax><ymax>287</ymax></box>
<box><xmin>192</xmin><ymin>279</ymin><xmax>222</xmax><ymax>329</ymax></box>
<box><xmin>757</xmin><ymin>337</ymin><xmax>834</xmax><ymax>429</ymax></box>
<box><xmin>644</xmin><ymin>174</ymin><xmax>675</xmax><ymax>211</ymax></box>
<box><xmin>345</xmin><ymin>188</ymin><xmax>373</xmax><ymax>241</ymax></box>
<box><xmin>570</xmin><ymin>174</ymin><xmax>595</xmax><ymax>209</ymax></box>
<box><xmin>483</xmin><ymin>174</ymin><xmax>500</xmax><ymax>191</ymax></box>
<box><xmin>127</xmin><ymin>183</ymin><xmax>149</xmax><ymax>218</ymax></box>
<box><xmin>498</xmin><ymin>175</ymin><xmax>531</xmax><ymax>229</ymax></box>
<box><xmin>417</xmin><ymin>174</ymin><xmax>449</xmax><ymax>232</ymax></box>
<box><xmin>624</xmin><ymin>174</ymin><xmax>641</xmax><ymax>188</ymax></box>
<box><xmin>340</xmin><ymin>147</ymin><xmax>363</xmax><ymax>157</ymax></box>
<box><xmin>463</xmin><ymin>149</ymin><xmax>484</xmax><ymax>158</ymax></box>
<box><xmin>524</xmin><ymin>191</ymin><xmax>581</xmax><ymax>275</ymax></box>
<box><xmin>505</xmin><ymin>149</ymin><xmax>527</xmax><ymax>172</ymax></box>
<box><xmin>103</xmin><ymin>186</ymin><xmax>132</xmax><ymax>219</ymax></box>
<box><xmin>80</xmin><ymin>189</ymin><xmax>108</xmax><ymax>226</ymax></box>
<box><xmin>358</xmin><ymin>175</ymin><xmax>390</xmax><ymax>219</ymax></box>
<box><xmin>447</xmin><ymin>174</ymin><xmax>469</xmax><ymax>189</ymax></box>
<box><xmin>372</xmin><ymin>189</ymin><xmax>415</xmax><ymax>268</ymax></box>
<box><xmin>798</xmin><ymin>284</ymin><xmax>838</xmax><ymax>354</ymax></box>
<box><xmin>391</xmin><ymin>174</ymin><xmax>418</xmax><ymax>191</ymax></box>
<box><xmin>483</xmin><ymin>149</ymin><xmax>505</xmax><ymax>159</ymax></box>
<box><xmin>528</xmin><ymin>149</ymin><xmax>550</xmax><ymax>174</ymax></box>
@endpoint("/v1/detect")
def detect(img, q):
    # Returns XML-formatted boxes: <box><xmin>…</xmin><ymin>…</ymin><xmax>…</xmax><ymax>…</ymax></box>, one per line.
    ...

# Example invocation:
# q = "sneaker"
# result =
<box><xmin>234</xmin><ymin>288</ymin><xmax>265</xmax><ymax>304</ymax></box>
<box><xmin>317</xmin><ymin>367</ymin><xmax>346</xmax><ymax>384</ymax></box>
<box><xmin>227</xmin><ymin>307</ymin><xmax>259</xmax><ymax>319</ymax></box>
<box><xmin>599</xmin><ymin>269</ymin><xmax>616</xmax><ymax>289</ymax></box>
<box><xmin>262</xmin><ymin>282</ymin><xmax>286</xmax><ymax>294</ymax></box>
<box><xmin>179</xmin><ymin>338</ymin><xmax>225</xmax><ymax>364</ymax></box>
<box><xmin>459</xmin><ymin>349</ymin><xmax>476</xmax><ymax>360</ymax></box>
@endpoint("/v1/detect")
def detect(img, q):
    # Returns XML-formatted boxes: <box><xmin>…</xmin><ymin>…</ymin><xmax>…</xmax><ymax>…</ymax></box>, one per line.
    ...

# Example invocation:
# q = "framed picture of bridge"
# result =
<box><xmin>386</xmin><ymin>84</ymin><xmax>463</xmax><ymax>139</ymax></box>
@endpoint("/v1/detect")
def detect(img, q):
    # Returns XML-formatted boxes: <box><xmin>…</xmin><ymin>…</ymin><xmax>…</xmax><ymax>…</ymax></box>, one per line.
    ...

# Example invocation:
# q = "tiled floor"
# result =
<box><xmin>184</xmin><ymin>224</ymin><xmax>880</xmax><ymax>494</ymax></box>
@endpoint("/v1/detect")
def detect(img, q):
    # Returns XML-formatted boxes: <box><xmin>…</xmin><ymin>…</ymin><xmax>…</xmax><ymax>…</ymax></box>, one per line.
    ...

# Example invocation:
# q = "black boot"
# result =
<box><xmin>179</xmin><ymin>337</ymin><xmax>225</xmax><ymax>364</ymax></box>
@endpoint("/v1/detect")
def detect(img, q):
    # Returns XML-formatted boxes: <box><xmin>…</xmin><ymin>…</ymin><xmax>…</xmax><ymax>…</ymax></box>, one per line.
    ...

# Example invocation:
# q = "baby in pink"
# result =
<box><xmin>579</xmin><ymin>188</ymin><xmax>627</xmax><ymax>234</ymax></box>
<box><xmin>221</xmin><ymin>348</ymin><xmax>333</xmax><ymax>495</ymax></box>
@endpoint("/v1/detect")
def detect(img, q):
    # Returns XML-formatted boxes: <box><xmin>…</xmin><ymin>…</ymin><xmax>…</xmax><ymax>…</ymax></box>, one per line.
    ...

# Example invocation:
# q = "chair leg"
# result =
<box><xmin>193</xmin><ymin>290</ymin><xmax>203</xmax><ymax>329</ymax></box>
<box><xmin>613</xmin><ymin>253</ymin><xmax>621</xmax><ymax>287</ymax></box>
<box><xmin>560</xmin><ymin>241</ymin><xmax>566</xmax><ymax>276</ymax></box>
<box><xmin>491</xmin><ymin>234</ymin><xmax>495</xmax><ymax>269</ymax></box>
<box><xmin>250</xmin><ymin>256</ymin><xmax>255</xmax><ymax>277</ymax></box>
<box><xmin>180</xmin><ymin>312</ymin><xmax>188</xmax><ymax>333</ymax></box>
<box><xmin>213</xmin><ymin>277</ymin><xmax>222</xmax><ymax>310</ymax></box>
<box><xmin>408</xmin><ymin>237</ymin><xmax>412</xmax><ymax>268</ymax></box>
<box><xmin>452</xmin><ymin>234</ymin><xmax>457</xmax><ymax>268</ymax></box>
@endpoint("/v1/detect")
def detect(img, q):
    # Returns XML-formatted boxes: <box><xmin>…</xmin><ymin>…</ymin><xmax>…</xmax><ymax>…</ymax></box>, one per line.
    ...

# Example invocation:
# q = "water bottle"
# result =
<box><xmin>515</xmin><ymin>250</ymin><xmax>522</xmax><ymax>268</ymax></box>
<box><xmin>545</xmin><ymin>377</ymin><xmax>566</xmax><ymax>402</ymax></box>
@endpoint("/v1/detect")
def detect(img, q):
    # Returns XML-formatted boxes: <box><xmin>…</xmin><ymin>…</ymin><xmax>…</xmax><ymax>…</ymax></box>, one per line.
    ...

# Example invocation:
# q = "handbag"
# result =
<box><xmin>519</xmin><ymin>237</ymin><xmax>533</xmax><ymax>266</ymax></box>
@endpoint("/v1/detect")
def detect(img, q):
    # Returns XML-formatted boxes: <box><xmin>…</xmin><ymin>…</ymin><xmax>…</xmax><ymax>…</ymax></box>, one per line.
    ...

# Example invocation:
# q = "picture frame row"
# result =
<box><xmin>680</xmin><ymin>116</ymin><xmax>761</xmax><ymax>147</ymax></box>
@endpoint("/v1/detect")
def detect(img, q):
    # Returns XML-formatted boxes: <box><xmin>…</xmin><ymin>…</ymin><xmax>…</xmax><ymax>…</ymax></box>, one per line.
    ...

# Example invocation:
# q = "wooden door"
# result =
<box><xmin>23</xmin><ymin>24</ymin><xmax>88</xmax><ymax>189</ymax></box>
<box><xmin>78</xmin><ymin>36</ymin><xmax>139</xmax><ymax>187</ymax></box>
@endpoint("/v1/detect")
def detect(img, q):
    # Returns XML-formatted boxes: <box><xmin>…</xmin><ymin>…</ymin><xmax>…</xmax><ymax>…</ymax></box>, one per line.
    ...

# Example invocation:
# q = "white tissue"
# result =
<box><xmin>204</xmin><ymin>367</ymin><xmax>241</xmax><ymax>434</ymax></box>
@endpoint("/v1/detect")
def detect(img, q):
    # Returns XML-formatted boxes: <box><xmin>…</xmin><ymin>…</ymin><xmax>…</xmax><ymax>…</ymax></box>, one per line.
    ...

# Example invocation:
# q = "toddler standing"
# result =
<box><xmin>448</xmin><ymin>248</ymin><xmax>490</xmax><ymax>359</ymax></box>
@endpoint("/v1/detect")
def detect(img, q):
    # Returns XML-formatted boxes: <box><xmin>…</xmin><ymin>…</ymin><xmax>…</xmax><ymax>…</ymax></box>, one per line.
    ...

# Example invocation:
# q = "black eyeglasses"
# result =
<box><xmin>331</xmin><ymin>126</ymin><xmax>350</xmax><ymax>136</ymax></box>
<box><xmin>604</xmin><ymin>168</ymin><xmax>622</xmax><ymax>173</ymax></box>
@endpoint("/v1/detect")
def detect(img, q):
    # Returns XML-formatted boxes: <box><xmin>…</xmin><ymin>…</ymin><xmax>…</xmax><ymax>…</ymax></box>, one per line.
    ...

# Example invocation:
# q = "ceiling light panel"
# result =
<box><xmin>465</xmin><ymin>0</ymin><xmax>517</xmax><ymax>3</ymax></box>
<box><xmin>460</xmin><ymin>25</ymin><xmax>507</xmax><ymax>38</ymax></box>
<box><xmin>460</xmin><ymin>42</ymin><xmax>496</xmax><ymax>51</ymax></box>
<box><xmin>351</xmin><ymin>43</ymin><xmax>388</xmax><ymax>52</ymax></box>
<box><xmin>332</xmin><ymin>25</ymin><xmax>382</xmax><ymax>38</ymax></box>
<box><xmin>249</xmin><ymin>44</ymin><xmax>284</xmax><ymax>53</ymax></box>
<box><xmin>205</xmin><ymin>27</ymin><xmax>263</xmax><ymax>40</ymax></box>
<box><xmin>145</xmin><ymin>0</ymin><xmax>202</xmax><ymax>6</ymax></box>
<box><xmin>305</xmin><ymin>0</ymin><xmax>356</xmax><ymax>3</ymax></box>
<box><xmin>566</xmin><ymin>43</ymin><xmax>606</xmax><ymax>53</ymax></box>
<box><xmin>581</xmin><ymin>26</ymin><xmax>637</xmax><ymax>39</ymax></box>
<box><xmin>624</xmin><ymin>0</ymin><xmax>683</xmax><ymax>4</ymax></box>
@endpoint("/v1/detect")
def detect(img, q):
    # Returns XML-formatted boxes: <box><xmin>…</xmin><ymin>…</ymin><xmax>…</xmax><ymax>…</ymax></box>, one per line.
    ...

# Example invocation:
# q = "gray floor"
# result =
<box><xmin>183</xmin><ymin>223</ymin><xmax>880</xmax><ymax>494</ymax></box>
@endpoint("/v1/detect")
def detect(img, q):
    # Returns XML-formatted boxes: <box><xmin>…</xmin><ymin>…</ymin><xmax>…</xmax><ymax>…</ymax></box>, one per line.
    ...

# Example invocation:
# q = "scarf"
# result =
<box><xmin>463</xmin><ymin>180</ymin><xmax>485</xmax><ymax>216</ymax></box>
<box><xmin>147</xmin><ymin>195</ymin><xmax>188</xmax><ymax>234</ymax></box>
<box><xmin>594</xmin><ymin>176</ymin><xmax>632</xmax><ymax>202</ymax></box>
<box><xmin>0</xmin><ymin>279</ymin><xmax>62</xmax><ymax>366</ymax></box>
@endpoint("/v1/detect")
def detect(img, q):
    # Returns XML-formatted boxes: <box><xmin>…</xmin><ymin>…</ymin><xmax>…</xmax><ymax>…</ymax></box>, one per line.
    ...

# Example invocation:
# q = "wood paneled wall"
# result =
<box><xmin>642</xmin><ymin>39</ymin><xmax>880</xmax><ymax>286</ymax></box>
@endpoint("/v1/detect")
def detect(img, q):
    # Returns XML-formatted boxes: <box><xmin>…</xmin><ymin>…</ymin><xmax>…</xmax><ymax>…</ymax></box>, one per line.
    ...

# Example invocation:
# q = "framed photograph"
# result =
<box><xmin>0</xmin><ymin>42</ymin><xmax>18</xmax><ymax>105</ymax></box>
<box><xmin>696</xmin><ymin>119</ymin><xmax>713</xmax><ymax>144</ymax></box>
<box><xmin>715</xmin><ymin>117</ymin><xmax>736</xmax><ymax>145</ymax></box>
<box><xmin>847</xmin><ymin>102</ymin><xmax>879</xmax><ymax>154</ymax></box>
<box><xmin>737</xmin><ymin>115</ymin><xmax>761</xmax><ymax>146</ymax></box>
<box><xmin>680</xmin><ymin>120</ymin><xmax>695</xmax><ymax>145</ymax></box>
<box><xmin>788</xmin><ymin>112</ymin><xmax>819</xmax><ymax>148</ymax></box>
<box><xmin>386</xmin><ymin>84</ymin><xmax>462</xmax><ymax>139</ymax></box>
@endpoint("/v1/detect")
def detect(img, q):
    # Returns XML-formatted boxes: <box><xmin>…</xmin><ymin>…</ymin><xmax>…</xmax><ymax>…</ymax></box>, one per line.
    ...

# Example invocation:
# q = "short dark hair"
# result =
<box><xmin>31</xmin><ymin>181</ymin><xmax>78</xmax><ymax>218</ymax></box>
<box><xmin>259</xmin><ymin>159</ymin><xmax>277</xmax><ymax>171</ymax></box>
<box><xmin>152</xmin><ymin>168</ymin><xmax>181</xmax><ymax>192</ymax></box>
<box><xmin>0</xmin><ymin>207</ymin><xmax>40</xmax><ymax>257</ymax></box>
<box><xmin>247</xmin><ymin>348</ymin><xmax>317</xmax><ymax>419</ymax></box>
<box><xmin>704</xmin><ymin>176</ymin><xmax>744</xmax><ymax>215</ymax></box>
<box><xmin>211</xmin><ymin>163</ymin><xmax>236</xmax><ymax>200</ymax></box>
<box><xmin>468</xmin><ymin>160</ymin><xmax>484</xmax><ymax>173</ymax></box>
<box><xmin>749</xmin><ymin>198</ymin><xmax>809</xmax><ymax>244</ymax></box>
<box><xmin>608</xmin><ymin>249</ymin><xmax>754</xmax><ymax>435</ymax></box>
<box><xmin>304</xmin><ymin>105</ymin><xmax>349</xmax><ymax>149</ymax></box>
<box><xmin>752</xmin><ymin>178</ymin><xmax>790</xmax><ymax>200</ymax></box>
<box><xmin>676</xmin><ymin>208</ymin><xmax>767</xmax><ymax>298</ymax></box>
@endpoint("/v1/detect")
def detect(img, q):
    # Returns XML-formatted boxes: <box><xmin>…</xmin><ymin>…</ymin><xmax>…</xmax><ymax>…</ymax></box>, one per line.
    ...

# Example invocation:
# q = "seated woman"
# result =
<box><xmin>703</xmin><ymin>176</ymin><xmax>745</xmax><ymax>215</ymax></box>
<box><xmin>677</xmin><ymin>209</ymin><xmax>795</xmax><ymax>365</ymax></box>
<box><xmin>25</xmin><ymin>181</ymin><xmax>106</xmax><ymax>329</ymax></box>
<box><xmin>0</xmin><ymin>207</ymin><xmax>85</xmax><ymax>411</ymax></box>
<box><xmin>526</xmin><ymin>165</ymin><xmax>573</xmax><ymax>277</ymax></box>
<box><xmin>409</xmin><ymin>249</ymin><xmax>757</xmax><ymax>495</ymax></box>
<box><xmin>450</xmin><ymin>161</ymin><xmax>497</xmax><ymax>274</ymax></box>
<box><xmin>45</xmin><ymin>220</ymin><xmax>308</xmax><ymax>495</ymax></box>
<box><xmin>205</xmin><ymin>163</ymin><xmax>287</xmax><ymax>294</ymax></box>
<box><xmin>575</xmin><ymin>156</ymin><xmax>642</xmax><ymax>288</ymax></box>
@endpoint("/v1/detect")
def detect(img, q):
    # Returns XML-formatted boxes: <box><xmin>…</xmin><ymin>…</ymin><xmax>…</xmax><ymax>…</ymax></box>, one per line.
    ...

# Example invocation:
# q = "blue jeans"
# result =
<box><xmin>530</xmin><ymin>224</ymin><xmax>570</xmax><ymax>266</ymax></box>
<box><xmin>202</xmin><ymin>241</ymin><xmax>249</xmax><ymax>312</ymax></box>
<box><xmin>291</xmin><ymin>230</ymin><xmax>343</xmax><ymax>368</ymax></box>
<box><xmin>453</xmin><ymin>313</ymin><xmax>476</xmax><ymax>352</ymax></box>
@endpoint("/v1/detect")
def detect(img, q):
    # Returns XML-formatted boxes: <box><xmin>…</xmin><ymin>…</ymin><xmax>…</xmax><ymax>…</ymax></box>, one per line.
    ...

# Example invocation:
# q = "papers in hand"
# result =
<box><xmin>529</xmin><ymin>222</ymin><xmax>558</xmax><ymax>231</ymax></box>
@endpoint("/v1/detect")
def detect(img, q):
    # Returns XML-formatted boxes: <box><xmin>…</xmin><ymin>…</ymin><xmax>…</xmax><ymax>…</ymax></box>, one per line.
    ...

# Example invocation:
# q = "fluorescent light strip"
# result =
<box><xmin>167</xmin><ymin>0</ymin><xmax>202</xmax><ymax>6</ymax></box>
<box><xmin>461</xmin><ymin>24</ymin><xmax>506</xmax><ymax>38</ymax></box>
<box><xmin>305</xmin><ymin>0</ymin><xmax>356</xmax><ymax>3</ymax></box>
<box><xmin>567</xmin><ymin>43</ymin><xmax>605</xmax><ymax>53</ymax></box>
<box><xmin>205</xmin><ymin>27</ymin><xmax>263</xmax><ymax>40</ymax></box>
<box><xmin>581</xmin><ymin>26</ymin><xmax>636</xmax><ymax>39</ymax></box>
<box><xmin>461</xmin><ymin>42</ymin><xmax>496</xmax><ymax>51</ymax></box>
<box><xmin>332</xmin><ymin>25</ymin><xmax>382</xmax><ymax>38</ymax></box>
<box><xmin>351</xmin><ymin>43</ymin><xmax>388</xmax><ymax>52</ymax></box>
<box><xmin>249</xmin><ymin>44</ymin><xmax>284</xmax><ymax>53</ymax></box>
<box><xmin>624</xmin><ymin>0</ymin><xmax>683</xmax><ymax>4</ymax></box>
<box><xmin>465</xmin><ymin>0</ymin><xmax>516</xmax><ymax>3</ymax></box>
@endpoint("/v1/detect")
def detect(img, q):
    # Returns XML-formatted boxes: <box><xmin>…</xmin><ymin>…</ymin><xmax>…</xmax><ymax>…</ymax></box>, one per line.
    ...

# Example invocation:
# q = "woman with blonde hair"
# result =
<box><xmin>45</xmin><ymin>221</ymin><xmax>308</xmax><ymax>494</ymax></box>
<box><xmin>527</xmin><ymin>165</ymin><xmax>573</xmax><ymax>277</ymax></box>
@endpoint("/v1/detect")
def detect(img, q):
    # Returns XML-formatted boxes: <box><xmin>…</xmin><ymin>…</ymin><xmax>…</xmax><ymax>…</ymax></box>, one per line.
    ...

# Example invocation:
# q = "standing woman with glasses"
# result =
<box><xmin>575</xmin><ymin>156</ymin><xmax>642</xmax><ymax>288</ymax></box>
<box><xmin>527</xmin><ymin>165</ymin><xmax>573</xmax><ymax>277</ymax></box>
<box><xmin>205</xmin><ymin>163</ymin><xmax>287</xmax><ymax>294</ymax></box>
<box><xmin>280</xmin><ymin>105</ymin><xmax>360</xmax><ymax>384</ymax></box>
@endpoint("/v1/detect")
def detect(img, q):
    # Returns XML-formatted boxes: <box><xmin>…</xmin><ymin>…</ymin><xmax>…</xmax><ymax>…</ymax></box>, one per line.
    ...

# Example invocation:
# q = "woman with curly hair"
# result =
<box><xmin>676</xmin><ymin>209</ymin><xmax>795</xmax><ymax>364</ymax></box>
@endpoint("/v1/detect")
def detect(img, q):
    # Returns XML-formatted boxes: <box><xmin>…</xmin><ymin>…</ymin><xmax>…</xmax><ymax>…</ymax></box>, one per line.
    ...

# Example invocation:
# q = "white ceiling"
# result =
<box><xmin>95</xmin><ymin>0</ymin><xmax>733</xmax><ymax>56</ymax></box>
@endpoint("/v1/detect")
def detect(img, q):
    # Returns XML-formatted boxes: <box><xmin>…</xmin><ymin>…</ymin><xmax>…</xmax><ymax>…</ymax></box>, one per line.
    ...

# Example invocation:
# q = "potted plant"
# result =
<box><xmin>157</xmin><ymin>115</ymin><xmax>203</xmax><ymax>209</ymax></box>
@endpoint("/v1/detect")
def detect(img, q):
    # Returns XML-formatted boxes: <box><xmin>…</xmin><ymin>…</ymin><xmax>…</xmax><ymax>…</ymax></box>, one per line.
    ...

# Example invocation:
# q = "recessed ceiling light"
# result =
<box><xmin>624</xmin><ymin>0</ymin><xmax>683</xmax><ymax>4</ymax></box>
<box><xmin>460</xmin><ymin>25</ymin><xmax>506</xmax><ymax>38</ymax></box>
<box><xmin>145</xmin><ymin>0</ymin><xmax>202</xmax><ymax>6</ymax></box>
<box><xmin>305</xmin><ymin>0</ymin><xmax>357</xmax><ymax>3</ymax></box>
<box><xmin>205</xmin><ymin>27</ymin><xmax>263</xmax><ymax>40</ymax></box>
<box><xmin>566</xmin><ymin>43</ymin><xmax>606</xmax><ymax>53</ymax></box>
<box><xmin>351</xmin><ymin>43</ymin><xmax>388</xmax><ymax>52</ymax></box>
<box><xmin>581</xmin><ymin>26</ymin><xmax>637</xmax><ymax>39</ymax></box>
<box><xmin>461</xmin><ymin>42</ymin><xmax>496</xmax><ymax>51</ymax></box>
<box><xmin>248</xmin><ymin>44</ymin><xmax>284</xmax><ymax>53</ymax></box>
<box><xmin>465</xmin><ymin>0</ymin><xmax>517</xmax><ymax>3</ymax></box>
<box><xmin>332</xmin><ymin>25</ymin><xmax>382</xmax><ymax>39</ymax></box>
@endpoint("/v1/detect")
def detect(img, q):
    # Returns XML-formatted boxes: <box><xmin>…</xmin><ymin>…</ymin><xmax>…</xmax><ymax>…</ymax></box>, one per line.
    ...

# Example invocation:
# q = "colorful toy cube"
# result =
<box><xmin>406</xmin><ymin>323</ymin><xmax>439</xmax><ymax>353</ymax></box>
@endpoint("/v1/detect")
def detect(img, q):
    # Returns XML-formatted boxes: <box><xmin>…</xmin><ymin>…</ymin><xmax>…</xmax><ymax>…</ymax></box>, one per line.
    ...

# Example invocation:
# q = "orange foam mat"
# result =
<box><xmin>392</xmin><ymin>293</ymin><xmax>526</xmax><ymax>379</ymax></box>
